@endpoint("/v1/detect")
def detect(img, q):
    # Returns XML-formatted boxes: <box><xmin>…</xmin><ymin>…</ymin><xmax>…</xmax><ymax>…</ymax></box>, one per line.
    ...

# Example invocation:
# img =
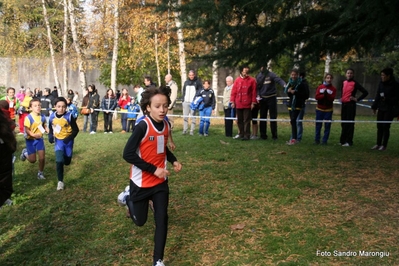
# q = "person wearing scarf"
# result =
<box><xmin>284</xmin><ymin>69</ymin><xmax>308</xmax><ymax>145</ymax></box>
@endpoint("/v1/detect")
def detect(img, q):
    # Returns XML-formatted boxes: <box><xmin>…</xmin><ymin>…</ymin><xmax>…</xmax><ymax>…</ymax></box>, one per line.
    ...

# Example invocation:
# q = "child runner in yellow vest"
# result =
<box><xmin>48</xmin><ymin>97</ymin><xmax>79</xmax><ymax>190</ymax></box>
<box><xmin>20</xmin><ymin>98</ymin><xmax>48</xmax><ymax>179</ymax></box>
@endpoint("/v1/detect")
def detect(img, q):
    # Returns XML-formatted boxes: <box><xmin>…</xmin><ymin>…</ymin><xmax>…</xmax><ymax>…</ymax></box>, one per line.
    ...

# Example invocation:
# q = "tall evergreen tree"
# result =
<box><xmin>160</xmin><ymin>0</ymin><xmax>399</xmax><ymax>68</ymax></box>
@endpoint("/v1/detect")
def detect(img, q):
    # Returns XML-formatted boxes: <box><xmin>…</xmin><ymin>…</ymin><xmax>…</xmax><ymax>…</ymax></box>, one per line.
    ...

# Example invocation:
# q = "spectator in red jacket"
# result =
<box><xmin>230</xmin><ymin>65</ymin><xmax>257</xmax><ymax>140</ymax></box>
<box><xmin>314</xmin><ymin>73</ymin><xmax>337</xmax><ymax>145</ymax></box>
<box><xmin>118</xmin><ymin>88</ymin><xmax>131</xmax><ymax>133</ymax></box>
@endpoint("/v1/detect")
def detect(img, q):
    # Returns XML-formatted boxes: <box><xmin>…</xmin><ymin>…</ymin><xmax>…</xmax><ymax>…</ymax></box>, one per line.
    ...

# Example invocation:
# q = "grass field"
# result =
<box><xmin>1</xmin><ymin>114</ymin><xmax>398</xmax><ymax>266</ymax></box>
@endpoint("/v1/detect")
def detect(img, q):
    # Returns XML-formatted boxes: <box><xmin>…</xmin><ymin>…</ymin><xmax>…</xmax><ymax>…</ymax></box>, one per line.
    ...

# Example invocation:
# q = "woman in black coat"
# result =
<box><xmin>371</xmin><ymin>67</ymin><xmax>399</xmax><ymax>151</ymax></box>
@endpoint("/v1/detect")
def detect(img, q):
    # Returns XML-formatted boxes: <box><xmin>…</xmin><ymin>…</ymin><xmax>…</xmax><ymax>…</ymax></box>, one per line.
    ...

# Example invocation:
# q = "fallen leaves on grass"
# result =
<box><xmin>230</xmin><ymin>223</ymin><xmax>245</xmax><ymax>230</ymax></box>
<box><xmin>219</xmin><ymin>140</ymin><xmax>229</xmax><ymax>145</ymax></box>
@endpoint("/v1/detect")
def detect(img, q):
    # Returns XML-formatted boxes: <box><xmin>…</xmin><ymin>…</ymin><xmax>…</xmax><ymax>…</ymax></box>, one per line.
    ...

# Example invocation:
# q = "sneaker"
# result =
<box><xmin>342</xmin><ymin>143</ymin><xmax>350</xmax><ymax>147</ymax></box>
<box><xmin>250</xmin><ymin>135</ymin><xmax>258</xmax><ymax>140</ymax></box>
<box><xmin>20</xmin><ymin>148</ymin><xmax>27</xmax><ymax>161</ymax></box>
<box><xmin>189</xmin><ymin>131</ymin><xmax>194</xmax><ymax>136</ymax></box>
<box><xmin>378</xmin><ymin>146</ymin><xmax>386</xmax><ymax>151</ymax></box>
<box><xmin>57</xmin><ymin>181</ymin><xmax>64</xmax><ymax>190</ymax></box>
<box><xmin>286</xmin><ymin>139</ymin><xmax>297</xmax><ymax>145</ymax></box>
<box><xmin>104</xmin><ymin>131</ymin><xmax>108</xmax><ymax>134</ymax></box>
<box><xmin>109</xmin><ymin>131</ymin><xmax>113</xmax><ymax>134</ymax></box>
<box><xmin>4</xmin><ymin>198</ymin><xmax>13</xmax><ymax>206</ymax></box>
<box><xmin>182</xmin><ymin>130</ymin><xmax>187</xmax><ymax>135</ymax></box>
<box><xmin>199</xmin><ymin>134</ymin><xmax>203</xmax><ymax>137</ymax></box>
<box><xmin>154</xmin><ymin>259</ymin><xmax>165</xmax><ymax>266</ymax></box>
<box><xmin>233</xmin><ymin>134</ymin><xmax>241</xmax><ymax>139</ymax></box>
<box><xmin>90</xmin><ymin>131</ymin><xmax>96</xmax><ymax>134</ymax></box>
<box><xmin>204</xmin><ymin>134</ymin><xmax>208</xmax><ymax>137</ymax></box>
<box><xmin>117</xmin><ymin>186</ymin><xmax>130</xmax><ymax>207</ymax></box>
<box><xmin>371</xmin><ymin>145</ymin><xmax>380</xmax><ymax>150</ymax></box>
<box><xmin>37</xmin><ymin>172</ymin><xmax>46</xmax><ymax>180</ymax></box>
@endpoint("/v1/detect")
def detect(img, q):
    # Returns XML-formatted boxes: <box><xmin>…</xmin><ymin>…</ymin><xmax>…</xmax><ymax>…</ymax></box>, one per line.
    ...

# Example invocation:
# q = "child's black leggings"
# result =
<box><xmin>126</xmin><ymin>180</ymin><xmax>169</xmax><ymax>265</ymax></box>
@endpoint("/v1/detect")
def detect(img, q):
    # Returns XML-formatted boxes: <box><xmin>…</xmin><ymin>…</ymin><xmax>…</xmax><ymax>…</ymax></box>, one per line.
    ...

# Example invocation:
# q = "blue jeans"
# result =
<box><xmin>290</xmin><ymin>105</ymin><xmax>306</xmax><ymax>141</ymax></box>
<box><xmin>315</xmin><ymin>110</ymin><xmax>333</xmax><ymax>144</ymax></box>
<box><xmin>121</xmin><ymin>113</ymin><xmax>128</xmax><ymax>131</ymax></box>
<box><xmin>83</xmin><ymin>114</ymin><xmax>91</xmax><ymax>132</ymax></box>
<box><xmin>296</xmin><ymin>105</ymin><xmax>306</xmax><ymax>141</ymax></box>
<box><xmin>199</xmin><ymin>106</ymin><xmax>212</xmax><ymax>135</ymax></box>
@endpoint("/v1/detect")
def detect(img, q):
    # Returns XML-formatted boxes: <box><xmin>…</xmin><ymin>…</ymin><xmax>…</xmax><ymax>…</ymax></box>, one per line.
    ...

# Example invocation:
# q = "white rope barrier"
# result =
<box><xmin>88</xmin><ymin>108</ymin><xmax>399</xmax><ymax>124</ymax></box>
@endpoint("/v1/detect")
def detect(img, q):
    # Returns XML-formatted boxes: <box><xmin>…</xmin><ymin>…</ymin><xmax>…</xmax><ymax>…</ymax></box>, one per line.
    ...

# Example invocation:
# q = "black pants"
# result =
<box><xmin>236</xmin><ymin>108</ymin><xmax>252</xmax><ymax>139</ymax></box>
<box><xmin>127</xmin><ymin>119</ymin><xmax>136</xmax><ymax>132</ymax></box>
<box><xmin>340</xmin><ymin>102</ymin><xmax>356</xmax><ymax>145</ymax></box>
<box><xmin>289</xmin><ymin>109</ymin><xmax>301</xmax><ymax>140</ymax></box>
<box><xmin>90</xmin><ymin>111</ymin><xmax>99</xmax><ymax>132</ymax></box>
<box><xmin>259</xmin><ymin>97</ymin><xmax>278</xmax><ymax>139</ymax></box>
<box><xmin>103</xmin><ymin>112</ymin><xmax>113</xmax><ymax>132</ymax></box>
<box><xmin>376</xmin><ymin>109</ymin><xmax>394</xmax><ymax>147</ymax></box>
<box><xmin>223</xmin><ymin>107</ymin><xmax>235</xmax><ymax>137</ymax></box>
<box><xmin>0</xmin><ymin>170</ymin><xmax>13</xmax><ymax>207</ymax></box>
<box><xmin>126</xmin><ymin>180</ymin><xmax>169</xmax><ymax>264</ymax></box>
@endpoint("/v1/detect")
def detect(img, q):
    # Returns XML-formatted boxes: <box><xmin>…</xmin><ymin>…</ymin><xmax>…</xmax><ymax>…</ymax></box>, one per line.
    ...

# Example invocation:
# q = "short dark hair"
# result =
<box><xmin>54</xmin><ymin>97</ymin><xmax>67</xmax><ymax>106</ymax></box>
<box><xmin>144</xmin><ymin>76</ymin><xmax>153</xmax><ymax>83</ymax></box>
<box><xmin>140</xmin><ymin>86</ymin><xmax>171</xmax><ymax>115</ymax></box>
<box><xmin>239</xmin><ymin>65</ymin><xmax>250</xmax><ymax>73</ymax></box>
<box><xmin>381</xmin><ymin>67</ymin><xmax>394</xmax><ymax>77</ymax></box>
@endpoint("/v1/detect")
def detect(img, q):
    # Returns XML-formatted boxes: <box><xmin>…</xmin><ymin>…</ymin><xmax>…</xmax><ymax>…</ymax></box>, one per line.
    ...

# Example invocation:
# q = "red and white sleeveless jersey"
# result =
<box><xmin>129</xmin><ymin>116</ymin><xmax>169</xmax><ymax>188</ymax></box>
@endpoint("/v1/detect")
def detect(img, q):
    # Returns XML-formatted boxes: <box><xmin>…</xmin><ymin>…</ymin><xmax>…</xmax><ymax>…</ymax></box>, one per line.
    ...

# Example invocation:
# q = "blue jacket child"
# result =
<box><xmin>125</xmin><ymin>102</ymin><xmax>140</xmax><ymax>120</ymax></box>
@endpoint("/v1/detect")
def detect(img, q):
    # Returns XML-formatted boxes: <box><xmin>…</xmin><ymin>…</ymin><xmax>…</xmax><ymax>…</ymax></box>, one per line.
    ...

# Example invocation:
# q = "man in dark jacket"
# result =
<box><xmin>87</xmin><ymin>84</ymin><xmax>100</xmax><ymax>134</ymax></box>
<box><xmin>256</xmin><ymin>67</ymin><xmax>286</xmax><ymax>140</ymax></box>
<box><xmin>40</xmin><ymin>88</ymin><xmax>55</xmax><ymax>126</ymax></box>
<box><xmin>51</xmin><ymin>86</ymin><xmax>59</xmax><ymax>99</ymax></box>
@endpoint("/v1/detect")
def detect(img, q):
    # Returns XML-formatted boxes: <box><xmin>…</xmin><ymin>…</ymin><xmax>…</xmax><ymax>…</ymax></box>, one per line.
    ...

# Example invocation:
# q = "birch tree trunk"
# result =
<box><xmin>154</xmin><ymin>0</ymin><xmax>161</xmax><ymax>86</ymax></box>
<box><xmin>166</xmin><ymin>2</ymin><xmax>171</xmax><ymax>74</ymax></box>
<box><xmin>212</xmin><ymin>60</ymin><xmax>218</xmax><ymax>112</ymax></box>
<box><xmin>62</xmin><ymin>0</ymin><xmax>69</xmax><ymax>95</ymax></box>
<box><xmin>67</xmin><ymin>0</ymin><xmax>87</xmax><ymax>92</ymax></box>
<box><xmin>324</xmin><ymin>51</ymin><xmax>331</xmax><ymax>74</ymax></box>
<box><xmin>111</xmin><ymin>0</ymin><xmax>120</xmax><ymax>92</ymax></box>
<box><xmin>42</xmin><ymin>0</ymin><xmax>61</xmax><ymax>95</ymax></box>
<box><xmin>173</xmin><ymin>0</ymin><xmax>186</xmax><ymax>94</ymax></box>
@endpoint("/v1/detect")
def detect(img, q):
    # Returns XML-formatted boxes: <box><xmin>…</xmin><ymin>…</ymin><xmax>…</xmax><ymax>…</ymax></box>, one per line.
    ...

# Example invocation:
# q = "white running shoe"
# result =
<box><xmin>37</xmin><ymin>172</ymin><xmax>46</xmax><ymax>180</ymax></box>
<box><xmin>154</xmin><ymin>260</ymin><xmax>165</xmax><ymax>266</ymax></box>
<box><xmin>90</xmin><ymin>131</ymin><xmax>96</xmax><ymax>134</ymax></box>
<box><xmin>57</xmin><ymin>181</ymin><xmax>64</xmax><ymax>191</ymax></box>
<box><xmin>117</xmin><ymin>186</ymin><xmax>130</xmax><ymax>207</ymax></box>
<box><xmin>20</xmin><ymin>148</ymin><xmax>27</xmax><ymax>161</ymax></box>
<box><xmin>233</xmin><ymin>134</ymin><xmax>240</xmax><ymax>139</ymax></box>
